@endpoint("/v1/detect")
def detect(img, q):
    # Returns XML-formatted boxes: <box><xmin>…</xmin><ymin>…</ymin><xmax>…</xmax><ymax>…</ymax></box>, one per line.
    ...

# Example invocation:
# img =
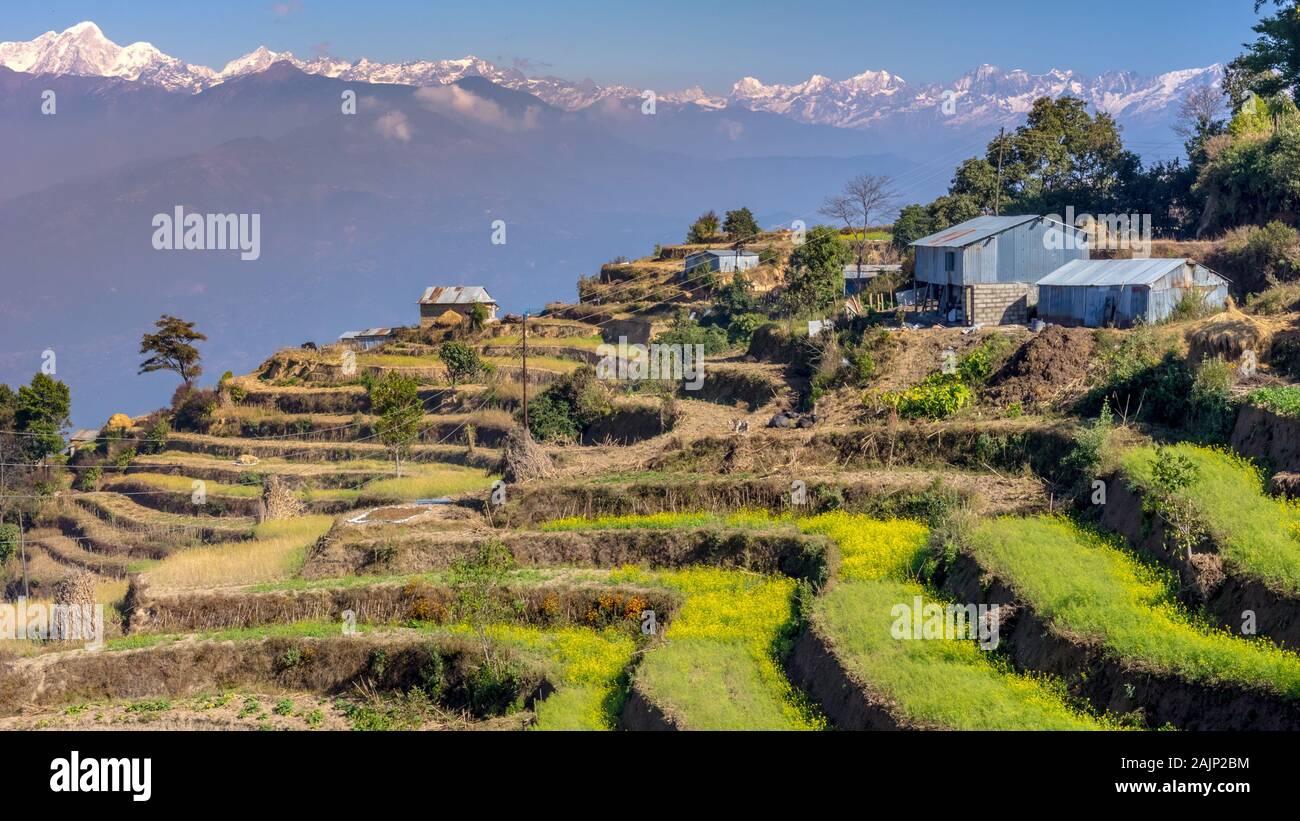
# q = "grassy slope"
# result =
<box><xmin>1120</xmin><ymin>444</ymin><xmax>1300</xmax><ymax>596</ymax></box>
<box><xmin>137</xmin><ymin>515</ymin><xmax>335</xmax><ymax>589</ymax></box>
<box><xmin>543</xmin><ymin>512</ymin><xmax>820</xmax><ymax>729</ymax></box>
<box><xmin>969</xmin><ymin>516</ymin><xmax>1300</xmax><ymax>697</ymax></box>
<box><xmin>799</xmin><ymin>512</ymin><xmax>1109</xmax><ymax>730</ymax></box>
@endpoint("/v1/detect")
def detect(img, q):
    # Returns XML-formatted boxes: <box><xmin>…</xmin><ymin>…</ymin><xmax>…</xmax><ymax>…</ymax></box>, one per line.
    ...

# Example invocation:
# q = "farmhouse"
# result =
<box><xmin>418</xmin><ymin>286</ymin><xmax>499</xmax><ymax>328</ymax></box>
<box><xmin>1036</xmin><ymin>258</ymin><xmax>1229</xmax><ymax>327</ymax></box>
<box><xmin>684</xmin><ymin>249</ymin><xmax>759</xmax><ymax>275</ymax></box>
<box><xmin>910</xmin><ymin>215</ymin><xmax>1089</xmax><ymax>326</ymax></box>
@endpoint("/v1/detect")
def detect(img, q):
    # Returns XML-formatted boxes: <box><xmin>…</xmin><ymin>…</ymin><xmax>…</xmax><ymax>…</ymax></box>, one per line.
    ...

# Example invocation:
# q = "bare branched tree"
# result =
<box><xmin>1173</xmin><ymin>85</ymin><xmax>1228</xmax><ymax>142</ymax></box>
<box><xmin>819</xmin><ymin>173</ymin><xmax>899</xmax><ymax>276</ymax></box>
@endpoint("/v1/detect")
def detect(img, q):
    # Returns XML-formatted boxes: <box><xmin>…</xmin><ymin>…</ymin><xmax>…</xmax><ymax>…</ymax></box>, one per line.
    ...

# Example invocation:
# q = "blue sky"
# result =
<box><xmin>0</xmin><ymin>0</ymin><xmax>1264</xmax><ymax>91</ymax></box>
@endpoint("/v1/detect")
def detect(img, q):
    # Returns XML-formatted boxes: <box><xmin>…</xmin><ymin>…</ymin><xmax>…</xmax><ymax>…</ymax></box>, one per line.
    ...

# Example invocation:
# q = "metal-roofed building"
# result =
<box><xmin>1036</xmin><ymin>258</ymin><xmax>1228</xmax><ymax>327</ymax></box>
<box><xmin>843</xmin><ymin>263</ymin><xmax>902</xmax><ymax>296</ymax></box>
<box><xmin>909</xmin><ymin>215</ymin><xmax>1090</xmax><ymax>326</ymax></box>
<box><xmin>338</xmin><ymin>327</ymin><xmax>397</xmax><ymax>350</ymax></box>
<box><xmin>418</xmin><ymin>286</ymin><xmax>499</xmax><ymax>327</ymax></box>
<box><xmin>684</xmin><ymin>249</ymin><xmax>760</xmax><ymax>275</ymax></box>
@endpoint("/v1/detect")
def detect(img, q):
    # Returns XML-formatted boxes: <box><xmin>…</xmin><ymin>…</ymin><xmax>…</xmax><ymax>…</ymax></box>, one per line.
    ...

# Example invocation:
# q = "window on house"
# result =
<box><xmin>945</xmin><ymin>251</ymin><xmax>956</xmax><ymax>272</ymax></box>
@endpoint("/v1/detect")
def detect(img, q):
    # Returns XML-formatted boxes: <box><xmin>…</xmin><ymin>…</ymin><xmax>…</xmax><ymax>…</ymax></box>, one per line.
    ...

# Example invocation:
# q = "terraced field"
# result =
<box><xmin>13</xmin><ymin>322</ymin><xmax>1300</xmax><ymax>734</ymax></box>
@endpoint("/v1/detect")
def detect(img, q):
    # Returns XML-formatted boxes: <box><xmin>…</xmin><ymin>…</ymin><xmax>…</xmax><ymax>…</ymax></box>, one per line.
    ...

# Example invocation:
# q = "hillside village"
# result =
<box><xmin>3</xmin><ymin>188</ymin><xmax>1300</xmax><ymax>732</ymax></box>
<box><xmin>9</xmin><ymin>13</ymin><xmax>1300</xmax><ymax>732</ymax></box>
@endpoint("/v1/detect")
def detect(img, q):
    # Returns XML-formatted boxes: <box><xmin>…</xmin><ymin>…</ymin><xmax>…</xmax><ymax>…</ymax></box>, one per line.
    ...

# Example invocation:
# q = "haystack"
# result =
<box><xmin>1186</xmin><ymin>298</ymin><xmax>1273</xmax><ymax>364</ymax></box>
<box><xmin>499</xmin><ymin>425</ymin><xmax>554</xmax><ymax>483</ymax></box>
<box><xmin>261</xmin><ymin>475</ymin><xmax>305</xmax><ymax>520</ymax></box>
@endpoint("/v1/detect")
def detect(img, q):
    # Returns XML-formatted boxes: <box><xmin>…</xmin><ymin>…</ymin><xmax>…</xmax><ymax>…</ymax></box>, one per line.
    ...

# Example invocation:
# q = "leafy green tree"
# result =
<box><xmin>781</xmin><ymin>225</ymin><xmax>852</xmax><ymax>318</ymax></box>
<box><xmin>713</xmin><ymin>272</ymin><xmax>757</xmax><ymax>319</ymax></box>
<box><xmin>370</xmin><ymin>372</ymin><xmax>423</xmax><ymax>475</ymax></box>
<box><xmin>468</xmin><ymin>302</ymin><xmax>490</xmax><ymax>333</ymax></box>
<box><xmin>139</xmin><ymin>315</ymin><xmax>206</xmax><ymax>386</ymax></box>
<box><xmin>1227</xmin><ymin>1</ymin><xmax>1300</xmax><ymax>101</ymax></box>
<box><xmin>686</xmin><ymin>210</ymin><xmax>721</xmax><ymax>243</ymax></box>
<box><xmin>16</xmin><ymin>373</ymin><xmax>70</xmax><ymax>460</ymax></box>
<box><xmin>891</xmin><ymin>203</ymin><xmax>936</xmax><ymax>250</ymax></box>
<box><xmin>439</xmin><ymin>341</ymin><xmax>485</xmax><ymax>387</ymax></box>
<box><xmin>722</xmin><ymin>207</ymin><xmax>761</xmax><ymax>242</ymax></box>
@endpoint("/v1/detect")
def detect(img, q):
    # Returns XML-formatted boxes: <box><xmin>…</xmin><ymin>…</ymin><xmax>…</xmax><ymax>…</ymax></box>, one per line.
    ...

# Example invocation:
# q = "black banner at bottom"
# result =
<box><xmin>1</xmin><ymin>729</ymin><xmax>1284</xmax><ymax>809</ymax></box>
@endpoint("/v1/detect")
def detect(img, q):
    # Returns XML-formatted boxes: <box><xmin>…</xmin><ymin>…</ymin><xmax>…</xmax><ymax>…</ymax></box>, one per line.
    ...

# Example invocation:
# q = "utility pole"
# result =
<box><xmin>18</xmin><ymin>510</ymin><xmax>28</xmax><ymax>599</ymax></box>
<box><xmin>521</xmin><ymin>311</ymin><xmax>529</xmax><ymax>432</ymax></box>
<box><xmin>994</xmin><ymin>126</ymin><xmax>1006</xmax><ymax>216</ymax></box>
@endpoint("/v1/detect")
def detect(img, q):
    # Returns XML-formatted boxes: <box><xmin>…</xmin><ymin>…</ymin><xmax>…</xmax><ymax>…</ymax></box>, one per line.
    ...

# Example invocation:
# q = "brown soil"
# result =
<box><xmin>1232</xmin><ymin>403</ymin><xmax>1300</xmax><ymax>473</ymax></box>
<box><xmin>985</xmin><ymin>325</ymin><xmax>1096</xmax><ymax>409</ymax></box>
<box><xmin>783</xmin><ymin>616</ymin><xmax>910</xmax><ymax>730</ymax></box>
<box><xmin>871</xmin><ymin>326</ymin><xmax>1028</xmax><ymax>394</ymax></box>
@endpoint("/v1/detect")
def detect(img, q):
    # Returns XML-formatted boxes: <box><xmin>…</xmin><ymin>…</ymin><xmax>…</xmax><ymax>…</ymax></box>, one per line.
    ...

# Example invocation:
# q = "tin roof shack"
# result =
<box><xmin>684</xmin><ymin>249</ymin><xmax>759</xmax><ymax>275</ymax></box>
<box><xmin>338</xmin><ymin>327</ymin><xmax>397</xmax><ymax>350</ymax></box>
<box><xmin>1036</xmin><ymin>258</ymin><xmax>1229</xmax><ymax>327</ymax></box>
<box><xmin>843</xmin><ymin>263</ymin><xmax>902</xmax><ymax>296</ymax></box>
<box><xmin>909</xmin><ymin>215</ymin><xmax>1089</xmax><ymax>325</ymax></box>
<box><xmin>418</xmin><ymin>286</ymin><xmax>499</xmax><ymax>328</ymax></box>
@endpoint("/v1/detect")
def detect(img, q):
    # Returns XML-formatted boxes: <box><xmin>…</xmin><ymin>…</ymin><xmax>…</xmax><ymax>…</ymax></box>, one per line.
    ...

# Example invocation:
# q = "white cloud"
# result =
<box><xmin>374</xmin><ymin>110</ymin><xmax>412</xmax><ymax>142</ymax></box>
<box><xmin>414</xmin><ymin>85</ymin><xmax>539</xmax><ymax>130</ymax></box>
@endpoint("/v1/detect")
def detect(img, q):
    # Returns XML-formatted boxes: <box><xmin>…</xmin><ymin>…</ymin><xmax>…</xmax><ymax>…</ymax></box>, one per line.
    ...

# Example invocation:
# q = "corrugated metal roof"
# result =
<box><xmin>1036</xmin><ymin>258</ymin><xmax>1188</xmax><ymax>287</ymax></box>
<box><xmin>418</xmin><ymin>286</ymin><xmax>497</xmax><ymax>305</ymax></box>
<box><xmin>843</xmin><ymin>263</ymin><xmax>902</xmax><ymax>278</ymax></box>
<box><xmin>689</xmin><ymin>249</ymin><xmax>759</xmax><ymax>258</ymax></box>
<box><xmin>909</xmin><ymin>215</ymin><xmax>1040</xmax><ymax>248</ymax></box>
<box><xmin>339</xmin><ymin>327</ymin><xmax>395</xmax><ymax>340</ymax></box>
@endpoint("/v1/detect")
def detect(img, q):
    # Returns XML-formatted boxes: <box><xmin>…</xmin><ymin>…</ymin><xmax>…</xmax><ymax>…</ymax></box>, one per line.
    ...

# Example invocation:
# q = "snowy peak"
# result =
<box><xmin>0</xmin><ymin>20</ymin><xmax>1225</xmax><ymax>129</ymax></box>
<box><xmin>729</xmin><ymin>63</ymin><xmax>1223</xmax><ymax>128</ymax></box>
<box><xmin>0</xmin><ymin>20</ymin><xmax>212</xmax><ymax>91</ymax></box>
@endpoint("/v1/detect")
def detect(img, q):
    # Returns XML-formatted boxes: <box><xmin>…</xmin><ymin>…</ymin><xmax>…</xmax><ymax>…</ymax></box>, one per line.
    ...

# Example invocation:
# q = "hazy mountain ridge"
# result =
<box><xmin>1</xmin><ymin>21</ymin><xmax>1221</xmax><ymax>139</ymax></box>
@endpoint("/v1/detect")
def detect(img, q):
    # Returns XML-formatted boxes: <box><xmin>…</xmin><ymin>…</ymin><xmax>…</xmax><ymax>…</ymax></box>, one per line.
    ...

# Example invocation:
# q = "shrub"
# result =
<box><xmin>171</xmin><ymin>386</ymin><xmax>217</xmax><ymax>433</ymax></box>
<box><xmin>1248</xmin><ymin>385</ymin><xmax>1300</xmax><ymax>417</ymax></box>
<box><xmin>655</xmin><ymin>314</ymin><xmax>730</xmax><ymax>355</ymax></box>
<box><xmin>439</xmin><ymin>341</ymin><xmax>486</xmax><ymax>387</ymax></box>
<box><xmin>0</xmin><ymin>523</ymin><xmax>17</xmax><ymax>565</ymax></box>
<box><xmin>1208</xmin><ymin>221</ymin><xmax>1300</xmax><ymax>293</ymax></box>
<box><xmin>74</xmin><ymin>466</ymin><xmax>103</xmax><ymax>492</ymax></box>
<box><xmin>142</xmin><ymin>417</ymin><xmax>170</xmax><ymax>454</ymax></box>
<box><xmin>880</xmin><ymin>373</ymin><xmax>972</xmax><ymax>419</ymax></box>
<box><xmin>726</xmin><ymin>312</ymin><xmax>767</xmax><ymax>346</ymax></box>
<box><xmin>527</xmin><ymin>366</ymin><xmax>612</xmax><ymax>443</ymax></box>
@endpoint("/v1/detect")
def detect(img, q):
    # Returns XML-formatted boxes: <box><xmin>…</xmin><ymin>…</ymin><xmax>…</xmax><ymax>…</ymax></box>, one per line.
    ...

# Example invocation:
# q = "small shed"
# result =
<box><xmin>1035</xmin><ymin>258</ymin><xmax>1229</xmax><ymax>327</ymax></box>
<box><xmin>684</xmin><ymin>249</ymin><xmax>759</xmax><ymax>275</ymax></box>
<box><xmin>338</xmin><ymin>327</ymin><xmax>397</xmax><ymax>350</ymax></box>
<box><xmin>843</xmin><ymin>263</ymin><xmax>902</xmax><ymax>295</ymax></box>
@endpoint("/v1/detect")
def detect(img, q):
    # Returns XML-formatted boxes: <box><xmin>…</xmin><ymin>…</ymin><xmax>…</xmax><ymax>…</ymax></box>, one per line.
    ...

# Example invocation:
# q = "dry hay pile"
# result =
<box><xmin>261</xmin><ymin>475</ymin><xmax>306</xmax><ymax>520</ymax></box>
<box><xmin>51</xmin><ymin>570</ymin><xmax>99</xmax><ymax>641</ymax></box>
<box><xmin>1186</xmin><ymin>300</ymin><xmax>1274</xmax><ymax>365</ymax></box>
<box><xmin>985</xmin><ymin>325</ymin><xmax>1096</xmax><ymax>409</ymax></box>
<box><xmin>499</xmin><ymin>426</ymin><xmax>555</xmax><ymax>483</ymax></box>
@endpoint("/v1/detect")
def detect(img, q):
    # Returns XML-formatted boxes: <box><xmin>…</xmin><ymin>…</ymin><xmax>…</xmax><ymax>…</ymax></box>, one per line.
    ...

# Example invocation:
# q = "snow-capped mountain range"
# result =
<box><xmin>0</xmin><ymin>21</ymin><xmax>1220</xmax><ymax>131</ymax></box>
